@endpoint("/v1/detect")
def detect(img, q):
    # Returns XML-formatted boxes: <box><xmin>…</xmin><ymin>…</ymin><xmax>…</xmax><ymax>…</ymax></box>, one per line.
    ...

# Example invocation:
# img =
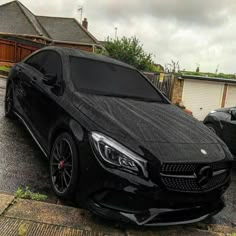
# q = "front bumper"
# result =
<box><xmin>84</xmin><ymin>160</ymin><xmax>230</xmax><ymax>226</ymax></box>
<box><xmin>86</xmin><ymin>175</ymin><xmax>229</xmax><ymax>226</ymax></box>
<box><xmin>76</xmin><ymin>140</ymin><xmax>232</xmax><ymax>226</ymax></box>
<box><xmin>88</xmin><ymin>197</ymin><xmax>225</xmax><ymax>226</ymax></box>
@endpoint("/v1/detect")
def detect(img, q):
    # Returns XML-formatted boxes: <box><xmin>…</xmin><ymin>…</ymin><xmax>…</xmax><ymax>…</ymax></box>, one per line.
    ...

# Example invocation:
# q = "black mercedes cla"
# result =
<box><xmin>5</xmin><ymin>47</ymin><xmax>233</xmax><ymax>226</ymax></box>
<box><xmin>204</xmin><ymin>107</ymin><xmax>236</xmax><ymax>159</ymax></box>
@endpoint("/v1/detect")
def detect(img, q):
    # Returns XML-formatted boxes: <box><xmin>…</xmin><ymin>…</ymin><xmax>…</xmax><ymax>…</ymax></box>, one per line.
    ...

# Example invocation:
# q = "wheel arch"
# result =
<box><xmin>5</xmin><ymin>78</ymin><xmax>14</xmax><ymax>93</ymax></box>
<box><xmin>49</xmin><ymin>119</ymin><xmax>85</xmax><ymax>153</ymax></box>
<box><xmin>204</xmin><ymin>119</ymin><xmax>222</xmax><ymax>137</ymax></box>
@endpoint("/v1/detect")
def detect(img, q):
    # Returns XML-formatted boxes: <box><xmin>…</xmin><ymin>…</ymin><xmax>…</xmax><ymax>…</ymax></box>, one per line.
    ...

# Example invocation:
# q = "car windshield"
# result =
<box><xmin>70</xmin><ymin>56</ymin><xmax>165</xmax><ymax>102</ymax></box>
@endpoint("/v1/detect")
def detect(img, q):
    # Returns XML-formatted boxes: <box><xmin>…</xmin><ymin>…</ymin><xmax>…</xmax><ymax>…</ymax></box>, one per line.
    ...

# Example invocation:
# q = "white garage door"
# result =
<box><xmin>182</xmin><ymin>80</ymin><xmax>224</xmax><ymax>121</ymax></box>
<box><xmin>225</xmin><ymin>85</ymin><xmax>236</xmax><ymax>108</ymax></box>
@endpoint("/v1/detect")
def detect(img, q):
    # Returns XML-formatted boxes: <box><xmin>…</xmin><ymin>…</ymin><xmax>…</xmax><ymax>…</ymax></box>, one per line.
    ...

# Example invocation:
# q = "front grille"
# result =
<box><xmin>161</xmin><ymin>162</ymin><xmax>231</xmax><ymax>193</ymax></box>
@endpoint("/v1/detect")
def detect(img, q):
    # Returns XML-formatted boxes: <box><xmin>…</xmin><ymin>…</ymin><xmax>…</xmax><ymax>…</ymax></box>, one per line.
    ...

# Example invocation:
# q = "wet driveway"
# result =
<box><xmin>0</xmin><ymin>78</ymin><xmax>57</xmax><ymax>202</ymax></box>
<box><xmin>0</xmin><ymin>77</ymin><xmax>235</xmax><ymax>226</ymax></box>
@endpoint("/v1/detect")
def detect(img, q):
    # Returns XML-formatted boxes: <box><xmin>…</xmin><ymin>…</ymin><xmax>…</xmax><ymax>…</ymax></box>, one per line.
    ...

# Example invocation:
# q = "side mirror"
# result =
<box><xmin>43</xmin><ymin>73</ymin><xmax>57</xmax><ymax>86</ymax></box>
<box><xmin>230</xmin><ymin>109</ymin><xmax>236</xmax><ymax>120</ymax></box>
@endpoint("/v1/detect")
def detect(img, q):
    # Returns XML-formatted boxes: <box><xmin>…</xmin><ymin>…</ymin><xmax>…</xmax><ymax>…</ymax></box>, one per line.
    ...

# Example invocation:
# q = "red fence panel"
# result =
<box><xmin>0</xmin><ymin>38</ymin><xmax>41</xmax><ymax>63</ymax></box>
<box><xmin>0</xmin><ymin>39</ymin><xmax>16</xmax><ymax>62</ymax></box>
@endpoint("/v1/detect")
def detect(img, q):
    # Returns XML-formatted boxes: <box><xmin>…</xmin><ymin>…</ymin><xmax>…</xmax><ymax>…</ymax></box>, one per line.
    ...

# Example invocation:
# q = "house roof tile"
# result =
<box><xmin>0</xmin><ymin>1</ymin><xmax>99</xmax><ymax>45</ymax></box>
<box><xmin>0</xmin><ymin>1</ymin><xmax>39</xmax><ymax>36</ymax></box>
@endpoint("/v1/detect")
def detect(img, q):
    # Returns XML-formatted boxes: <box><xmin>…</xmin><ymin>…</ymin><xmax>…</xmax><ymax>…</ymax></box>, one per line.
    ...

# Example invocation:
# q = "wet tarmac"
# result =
<box><xmin>0</xmin><ymin>78</ymin><xmax>235</xmax><ymax>226</ymax></box>
<box><xmin>0</xmin><ymin>80</ymin><xmax>57</xmax><ymax>203</ymax></box>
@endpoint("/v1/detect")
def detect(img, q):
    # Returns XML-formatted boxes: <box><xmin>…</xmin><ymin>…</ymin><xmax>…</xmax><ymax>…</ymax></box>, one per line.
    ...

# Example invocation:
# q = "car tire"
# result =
<box><xmin>5</xmin><ymin>83</ymin><xmax>14</xmax><ymax>118</ymax></box>
<box><xmin>50</xmin><ymin>132</ymin><xmax>79</xmax><ymax>200</ymax></box>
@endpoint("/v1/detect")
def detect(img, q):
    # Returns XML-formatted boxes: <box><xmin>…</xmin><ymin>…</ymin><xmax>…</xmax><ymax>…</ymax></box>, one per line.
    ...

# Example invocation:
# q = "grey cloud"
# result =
<box><xmin>84</xmin><ymin>0</ymin><xmax>232</xmax><ymax>28</ymax></box>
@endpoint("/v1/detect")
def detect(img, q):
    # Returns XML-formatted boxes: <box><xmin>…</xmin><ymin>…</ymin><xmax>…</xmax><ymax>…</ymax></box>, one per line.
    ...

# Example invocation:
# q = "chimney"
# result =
<box><xmin>82</xmin><ymin>18</ymin><xmax>88</xmax><ymax>30</ymax></box>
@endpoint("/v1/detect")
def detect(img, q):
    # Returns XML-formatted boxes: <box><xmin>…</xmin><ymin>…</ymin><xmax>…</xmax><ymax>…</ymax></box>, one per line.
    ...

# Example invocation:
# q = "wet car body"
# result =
<box><xmin>204</xmin><ymin>107</ymin><xmax>236</xmax><ymax>160</ymax></box>
<box><xmin>5</xmin><ymin>46</ymin><xmax>233</xmax><ymax>226</ymax></box>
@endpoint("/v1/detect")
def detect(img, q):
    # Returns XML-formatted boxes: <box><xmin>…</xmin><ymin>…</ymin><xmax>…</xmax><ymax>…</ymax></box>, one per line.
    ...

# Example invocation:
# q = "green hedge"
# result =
<box><xmin>181</xmin><ymin>71</ymin><xmax>236</xmax><ymax>80</ymax></box>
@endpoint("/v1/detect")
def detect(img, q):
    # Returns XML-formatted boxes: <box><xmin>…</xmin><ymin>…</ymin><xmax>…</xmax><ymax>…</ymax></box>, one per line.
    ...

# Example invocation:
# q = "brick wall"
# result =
<box><xmin>171</xmin><ymin>77</ymin><xmax>184</xmax><ymax>104</ymax></box>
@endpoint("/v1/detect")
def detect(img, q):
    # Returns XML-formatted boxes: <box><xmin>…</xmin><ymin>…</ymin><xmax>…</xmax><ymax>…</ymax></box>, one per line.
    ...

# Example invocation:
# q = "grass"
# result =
<box><xmin>18</xmin><ymin>223</ymin><xmax>28</xmax><ymax>236</ymax></box>
<box><xmin>15</xmin><ymin>186</ymin><xmax>47</xmax><ymax>201</ymax></box>
<box><xmin>0</xmin><ymin>66</ymin><xmax>10</xmax><ymax>72</ymax></box>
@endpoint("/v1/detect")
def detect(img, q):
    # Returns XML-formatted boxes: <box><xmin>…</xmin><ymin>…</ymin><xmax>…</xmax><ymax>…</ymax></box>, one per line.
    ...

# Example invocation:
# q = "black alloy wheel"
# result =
<box><xmin>5</xmin><ymin>83</ymin><xmax>14</xmax><ymax>118</ymax></box>
<box><xmin>50</xmin><ymin>132</ymin><xmax>79</xmax><ymax>199</ymax></box>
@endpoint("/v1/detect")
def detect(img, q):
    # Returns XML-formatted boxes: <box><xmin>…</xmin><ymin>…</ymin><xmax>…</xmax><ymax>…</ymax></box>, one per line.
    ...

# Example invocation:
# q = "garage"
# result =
<box><xmin>182</xmin><ymin>79</ymin><xmax>224</xmax><ymax>120</ymax></box>
<box><xmin>225</xmin><ymin>85</ymin><xmax>236</xmax><ymax>108</ymax></box>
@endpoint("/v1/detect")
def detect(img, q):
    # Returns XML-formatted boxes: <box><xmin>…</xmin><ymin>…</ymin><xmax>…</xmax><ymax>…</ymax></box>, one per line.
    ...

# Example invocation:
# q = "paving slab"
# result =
<box><xmin>0</xmin><ymin>77</ymin><xmax>6</xmax><ymax>89</ymax></box>
<box><xmin>207</xmin><ymin>224</ymin><xmax>236</xmax><ymax>235</ymax></box>
<box><xmin>0</xmin><ymin>193</ymin><xmax>14</xmax><ymax>215</ymax></box>
<box><xmin>5</xmin><ymin>199</ymin><xmax>124</xmax><ymax>234</ymax></box>
<box><xmin>0</xmin><ymin>217</ymin><xmax>121</xmax><ymax>236</ymax></box>
<box><xmin>0</xmin><ymin>75</ymin><xmax>7</xmax><ymax>79</ymax></box>
<box><xmin>126</xmin><ymin>227</ymin><xmax>222</xmax><ymax>236</ymax></box>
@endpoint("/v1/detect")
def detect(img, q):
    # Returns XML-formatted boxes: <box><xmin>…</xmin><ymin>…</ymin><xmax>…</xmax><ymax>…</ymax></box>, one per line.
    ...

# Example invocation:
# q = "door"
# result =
<box><xmin>17</xmin><ymin>52</ymin><xmax>46</xmax><ymax>124</ymax></box>
<box><xmin>182</xmin><ymin>80</ymin><xmax>224</xmax><ymax>120</ymax></box>
<box><xmin>225</xmin><ymin>85</ymin><xmax>236</xmax><ymax>108</ymax></box>
<box><xmin>27</xmin><ymin>51</ymin><xmax>64</xmax><ymax>149</ymax></box>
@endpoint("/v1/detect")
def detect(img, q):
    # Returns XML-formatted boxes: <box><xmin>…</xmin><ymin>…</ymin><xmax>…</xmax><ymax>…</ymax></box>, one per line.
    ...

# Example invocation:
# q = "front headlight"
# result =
<box><xmin>90</xmin><ymin>132</ymin><xmax>148</xmax><ymax>178</ymax></box>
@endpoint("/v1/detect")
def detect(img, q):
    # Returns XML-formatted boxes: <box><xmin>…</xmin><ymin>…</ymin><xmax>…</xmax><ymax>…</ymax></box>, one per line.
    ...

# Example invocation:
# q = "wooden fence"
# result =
<box><xmin>143</xmin><ymin>72</ymin><xmax>174</xmax><ymax>100</ymax></box>
<box><xmin>0</xmin><ymin>37</ymin><xmax>42</xmax><ymax>64</ymax></box>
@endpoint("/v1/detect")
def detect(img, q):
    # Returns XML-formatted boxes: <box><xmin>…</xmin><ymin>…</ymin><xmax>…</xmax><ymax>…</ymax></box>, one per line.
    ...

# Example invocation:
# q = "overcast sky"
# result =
<box><xmin>1</xmin><ymin>0</ymin><xmax>236</xmax><ymax>73</ymax></box>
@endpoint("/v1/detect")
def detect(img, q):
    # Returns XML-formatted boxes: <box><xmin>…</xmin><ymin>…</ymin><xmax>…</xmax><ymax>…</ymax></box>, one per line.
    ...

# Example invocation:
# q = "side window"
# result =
<box><xmin>25</xmin><ymin>52</ymin><xmax>46</xmax><ymax>71</ymax></box>
<box><xmin>40</xmin><ymin>52</ymin><xmax>62</xmax><ymax>80</ymax></box>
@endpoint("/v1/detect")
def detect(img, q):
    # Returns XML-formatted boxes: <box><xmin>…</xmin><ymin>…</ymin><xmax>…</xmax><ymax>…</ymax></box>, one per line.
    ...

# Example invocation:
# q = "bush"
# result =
<box><xmin>99</xmin><ymin>36</ymin><xmax>161</xmax><ymax>72</ymax></box>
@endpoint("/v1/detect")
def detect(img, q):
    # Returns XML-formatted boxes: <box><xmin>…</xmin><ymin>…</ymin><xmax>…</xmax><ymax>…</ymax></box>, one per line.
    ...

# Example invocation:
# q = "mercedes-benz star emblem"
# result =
<box><xmin>196</xmin><ymin>166</ymin><xmax>213</xmax><ymax>187</ymax></box>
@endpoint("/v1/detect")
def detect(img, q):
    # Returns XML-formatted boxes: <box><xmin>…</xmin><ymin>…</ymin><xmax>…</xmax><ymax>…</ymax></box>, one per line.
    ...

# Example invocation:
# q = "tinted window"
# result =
<box><xmin>40</xmin><ymin>52</ymin><xmax>62</xmax><ymax>79</ymax></box>
<box><xmin>70</xmin><ymin>57</ymin><xmax>164</xmax><ymax>102</ymax></box>
<box><xmin>25</xmin><ymin>52</ymin><xmax>46</xmax><ymax>71</ymax></box>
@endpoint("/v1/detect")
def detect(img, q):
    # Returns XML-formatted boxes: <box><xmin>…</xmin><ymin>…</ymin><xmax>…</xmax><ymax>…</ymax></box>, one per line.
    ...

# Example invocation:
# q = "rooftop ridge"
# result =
<box><xmin>36</xmin><ymin>15</ymin><xmax>75</xmax><ymax>20</ymax></box>
<box><xmin>15</xmin><ymin>1</ymin><xmax>49</xmax><ymax>37</ymax></box>
<box><xmin>0</xmin><ymin>0</ymin><xmax>100</xmax><ymax>45</ymax></box>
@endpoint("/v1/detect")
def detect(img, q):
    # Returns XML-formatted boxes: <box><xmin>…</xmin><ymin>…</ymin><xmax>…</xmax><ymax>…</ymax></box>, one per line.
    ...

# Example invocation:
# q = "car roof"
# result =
<box><xmin>38</xmin><ymin>46</ymin><xmax>135</xmax><ymax>69</ymax></box>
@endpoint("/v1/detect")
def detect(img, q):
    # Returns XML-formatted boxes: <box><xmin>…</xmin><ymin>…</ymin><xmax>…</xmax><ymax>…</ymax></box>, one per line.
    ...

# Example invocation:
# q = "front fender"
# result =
<box><xmin>204</xmin><ymin>115</ymin><xmax>223</xmax><ymax>136</ymax></box>
<box><xmin>69</xmin><ymin>119</ymin><xmax>85</xmax><ymax>142</ymax></box>
<box><xmin>48</xmin><ymin>118</ymin><xmax>85</xmax><ymax>151</ymax></box>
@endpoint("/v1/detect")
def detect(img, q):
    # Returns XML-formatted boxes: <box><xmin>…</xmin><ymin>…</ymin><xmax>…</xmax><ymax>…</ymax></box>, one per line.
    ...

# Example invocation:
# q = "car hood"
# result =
<box><xmin>73</xmin><ymin>93</ymin><xmax>232</xmax><ymax>162</ymax></box>
<box><xmin>73</xmin><ymin>93</ymin><xmax>222</xmax><ymax>144</ymax></box>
